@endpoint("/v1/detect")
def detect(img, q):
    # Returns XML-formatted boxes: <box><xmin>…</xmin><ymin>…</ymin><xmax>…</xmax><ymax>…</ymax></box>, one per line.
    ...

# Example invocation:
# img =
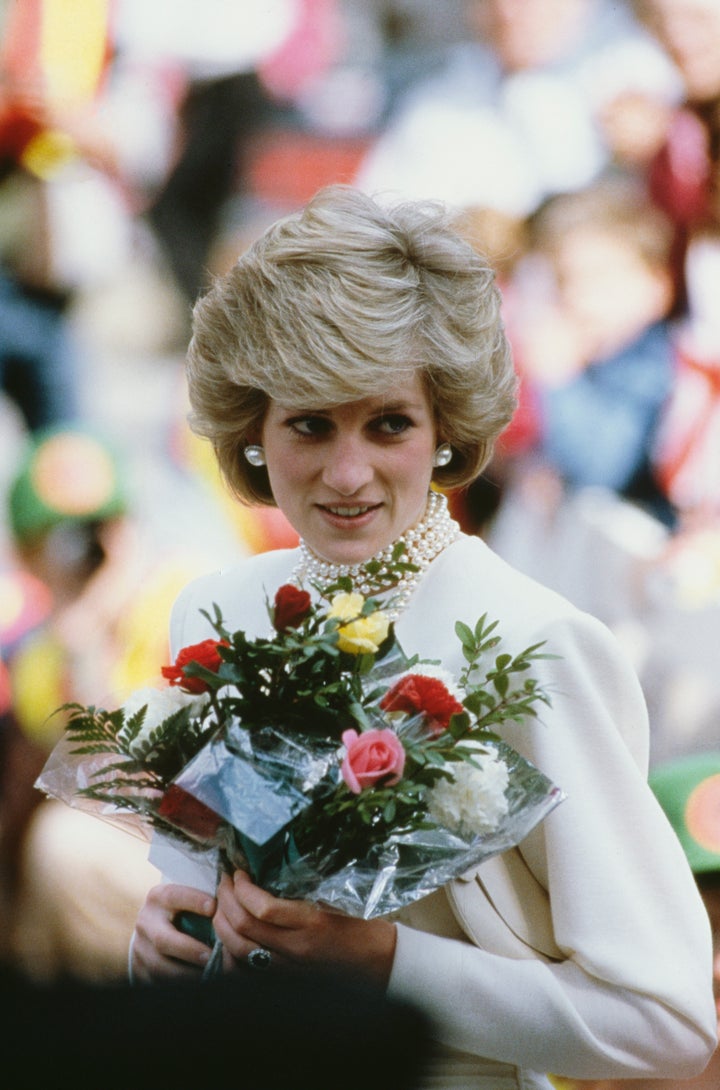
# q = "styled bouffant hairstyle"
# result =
<box><xmin>187</xmin><ymin>185</ymin><xmax>517</xmax><ymax>505</ymax></box>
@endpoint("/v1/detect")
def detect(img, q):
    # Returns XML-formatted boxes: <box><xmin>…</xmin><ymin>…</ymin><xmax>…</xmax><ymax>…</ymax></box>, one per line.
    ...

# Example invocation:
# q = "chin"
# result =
<box><xmin>320</xmin><ymin>544</ymin><xmax>380</xmax><ymax>566</ymax></box>
<box><xmin>312</xmin><ymin>533</ymin><xmax>391</xmax><ymax>567</ymax></box>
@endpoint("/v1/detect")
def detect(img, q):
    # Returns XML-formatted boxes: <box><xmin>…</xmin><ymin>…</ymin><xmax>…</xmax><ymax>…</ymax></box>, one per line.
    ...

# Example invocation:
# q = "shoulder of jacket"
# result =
<box><xmin>439</xmin><ymin>535</ymin><xmax>588</xmax><ymax>628</ymax></box>
<box><xmin>169</xmin><ymin>548</ymin><xmax>299</xmax><ymax>651</ymax></box>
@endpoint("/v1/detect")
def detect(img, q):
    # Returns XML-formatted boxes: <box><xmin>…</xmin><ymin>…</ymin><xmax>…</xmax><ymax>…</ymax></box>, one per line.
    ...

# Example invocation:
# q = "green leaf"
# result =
<box><xmin>462</xmin><ymin>692</ymin><xmax>493</xmax><ymax>716</ymax></box>
<box><xmin>448</xmin><ymin>710</ymin><xmax>471</xmax><ymax>737</ymax></box>
<box><xmin>493</xmin><ymin>672</ymin><xmax>509</xmax><ymax>698</ymax></box>
<box><xmin>455</xmin><ymin>621</ymin><xmax>475</xmax><ymax>650</ymax></box>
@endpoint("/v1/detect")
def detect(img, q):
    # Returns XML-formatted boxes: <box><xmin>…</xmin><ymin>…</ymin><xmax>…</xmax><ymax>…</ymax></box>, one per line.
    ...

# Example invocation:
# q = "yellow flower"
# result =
<box><xmin>336</xmin><ymin>611</ymin><xmax>390</xmax><ymax>655</ymax></box>
<box><xmin>327</xmin><ymin>592</ymin><xmax>366</xmax><ymax>622</ymax></box>
<box><xmin>327</xmin><ymin>592</ymin><xmax>390</xmax><ymax>654</ymax></box>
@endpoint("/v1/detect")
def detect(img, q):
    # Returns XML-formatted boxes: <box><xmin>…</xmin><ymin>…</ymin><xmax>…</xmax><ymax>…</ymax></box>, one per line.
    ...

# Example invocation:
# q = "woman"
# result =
<box><xmin>131</xmin><ymin>186</ymin><xmax>716</xmax><ymax>1088</ymax></box>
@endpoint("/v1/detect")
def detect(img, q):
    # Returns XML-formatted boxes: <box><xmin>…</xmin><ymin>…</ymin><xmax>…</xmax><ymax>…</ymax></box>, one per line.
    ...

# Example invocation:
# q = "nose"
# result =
<box><xmin>321</xmin><ymin>434</ymin><xmax>374</xmax><ymax>495</ymax></box>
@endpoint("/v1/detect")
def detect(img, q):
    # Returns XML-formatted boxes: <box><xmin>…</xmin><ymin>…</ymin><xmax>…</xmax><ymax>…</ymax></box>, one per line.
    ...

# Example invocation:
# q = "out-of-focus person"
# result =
<box><xmin>0</xmin><ymin>425</ymin><xmax>210</xmax><ymax>982</ymax></box>
<box><xmin>554</xmin><ymin>750</ymin><xmax>720</xmax><ymax>1090</ymax></box>
<box><xmin>355</xmin><ymin>0</ymin><xmax>678</xmax><ymax>219</ymax></box>
<box><xmin>485</xmin><ymin>174</ymin><xmax>679</xmax><ymax>609</ymax></box>
<box><xmin>117</xmin><ymin>0</ymin><xmax>342</xmax><ymax>303</ymax></box>
<box><xmin>624</xmin><ymin>1</ymin><xmax>720</xmax><ymax>528</ymax></box>
<box><xmin>507</xmin><ymin>174</ymin><xmax>678</xmax><ymax>525</ymax></box>
<box><xmin>631</xmin><ymin>0</ymin><xmax>720</xmax><ymax>286</ymax></box>
<box><xmin>0</xmin><ymin>0</ymin><xmax>106</xmax><ymax>429</ymax></box>
<box><xmin>649</xmin><ymin>227</ymin><xmax>720</xmax><ymax>525</ymax></box>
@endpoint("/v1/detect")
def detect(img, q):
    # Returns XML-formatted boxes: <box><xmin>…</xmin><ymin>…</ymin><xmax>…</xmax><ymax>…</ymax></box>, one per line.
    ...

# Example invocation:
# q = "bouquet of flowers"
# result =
<box><xmin>37</xmin><ymin>548</ymin><xmax>563</xmax><ymax>926</ymax></box>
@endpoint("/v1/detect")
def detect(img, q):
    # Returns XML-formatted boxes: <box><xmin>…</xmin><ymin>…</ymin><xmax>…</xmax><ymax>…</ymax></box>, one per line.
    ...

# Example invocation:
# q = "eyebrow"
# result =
<box><xmin>369</xmin><ymin>400</ymin><xmax>421</xmax><ymax>414</ymax></box>
<box><xmin>281</xmin><ymin>399</ymin><xmax>423</xmax><ymax>416</ymax></box>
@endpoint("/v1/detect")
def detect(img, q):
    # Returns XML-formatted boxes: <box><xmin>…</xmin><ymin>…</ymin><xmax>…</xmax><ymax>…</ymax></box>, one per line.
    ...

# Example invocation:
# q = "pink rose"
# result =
<box><xmin>341</xmin><ymin>728</ymin><xmax>406</xmax><ymax>794</ymax></box>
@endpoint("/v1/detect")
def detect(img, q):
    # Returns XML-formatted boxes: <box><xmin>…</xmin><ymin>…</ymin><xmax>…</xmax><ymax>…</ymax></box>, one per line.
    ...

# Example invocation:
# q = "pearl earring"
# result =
<box><xmin>433</xmin><ymin>443</ymin><xmax>452</xmax><ymax>468</ymax></box>
<box><xmin>244</xmin><ymin>445</ymin><xmax>266</xmax><ymax>467</ymax></box>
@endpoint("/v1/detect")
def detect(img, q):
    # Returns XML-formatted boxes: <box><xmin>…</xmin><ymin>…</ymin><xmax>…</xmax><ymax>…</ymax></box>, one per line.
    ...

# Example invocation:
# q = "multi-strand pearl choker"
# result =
<box><xmin>290</xmin><ymin>490</ymin><xmax>461</xmax><ymax>619</ymax></box>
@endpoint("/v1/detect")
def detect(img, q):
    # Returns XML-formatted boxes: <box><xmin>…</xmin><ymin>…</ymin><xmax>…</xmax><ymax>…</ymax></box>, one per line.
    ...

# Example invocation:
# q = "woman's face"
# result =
<box><xmin>260</xmin><ymin>372</ymin><xmax>438</xmax><ymax>566</ymax></box>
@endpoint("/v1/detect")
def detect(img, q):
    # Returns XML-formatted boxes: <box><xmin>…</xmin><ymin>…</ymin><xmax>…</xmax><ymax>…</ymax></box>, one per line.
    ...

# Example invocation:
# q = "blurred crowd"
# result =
<box><xmin>0</xmin><ymin>0</ymin><xmax>718</xmax><ymax>1030</ymax></box>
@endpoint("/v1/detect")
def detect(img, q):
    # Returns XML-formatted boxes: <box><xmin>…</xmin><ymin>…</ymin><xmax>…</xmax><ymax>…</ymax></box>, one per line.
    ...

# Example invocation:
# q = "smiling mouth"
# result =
<box><xmin>320</xmin><ymin>503</ymin><xmax>380</xmax><ymax>518</ymax></box>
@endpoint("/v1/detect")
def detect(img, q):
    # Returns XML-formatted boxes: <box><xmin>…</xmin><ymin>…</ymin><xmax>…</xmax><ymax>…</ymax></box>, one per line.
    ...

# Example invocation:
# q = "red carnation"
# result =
<box><xmin>157</xmin><ymin>785</ymin><xmax>221</xmax><ymax>841</ymax></box>
<box><xmin>273</xmin><ymin>584</ymin><xmax>312</xmax><ymax>631</ymax></box>
<box><xmin>380</xmin><ymin>674</ymin><xmax>464</xmax><ymax>735</ymax></box>
<box><xmin>161</xmin><ymin>638</ymin><xmax>228</xmax><ymax>694</ymax></box>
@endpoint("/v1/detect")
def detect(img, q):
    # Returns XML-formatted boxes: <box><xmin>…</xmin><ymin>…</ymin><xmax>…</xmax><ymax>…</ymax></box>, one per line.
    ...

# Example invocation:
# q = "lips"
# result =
<box><xmin>319</xmin><ymin>503</ymin><xmax>381</xmax><ymax>518</ymax></box>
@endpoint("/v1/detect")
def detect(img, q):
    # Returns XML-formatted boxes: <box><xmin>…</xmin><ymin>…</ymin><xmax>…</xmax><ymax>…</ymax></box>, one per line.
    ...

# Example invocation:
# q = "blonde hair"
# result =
<box><xmin>187</xmin><ymin>185</ymin><xmax>517</xmax><ymax>505</ymax></box>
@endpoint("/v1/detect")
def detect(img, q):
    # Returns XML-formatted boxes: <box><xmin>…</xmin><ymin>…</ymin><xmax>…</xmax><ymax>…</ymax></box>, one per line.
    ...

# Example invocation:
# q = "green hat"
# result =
<box><xmin>8</xmin><ymin>426</ymin><xmax>128</xmax><ymax>545</ymax></box>
<box><xmin>650</xmin><ymin>752</ymin><xmax>720</xmax><ymax>875</ymax></box>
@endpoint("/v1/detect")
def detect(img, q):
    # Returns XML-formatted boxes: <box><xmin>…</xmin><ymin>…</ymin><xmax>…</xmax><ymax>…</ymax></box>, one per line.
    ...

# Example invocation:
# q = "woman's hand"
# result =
<box><xmin>213</xmin><ymin>870</ymin><xmax>397</xmax><ymax>986</ymax></box>
<box><xmin>131</xmin><ymin>883</ymin><xmax>217</xmax><ymax>983</ymax></box>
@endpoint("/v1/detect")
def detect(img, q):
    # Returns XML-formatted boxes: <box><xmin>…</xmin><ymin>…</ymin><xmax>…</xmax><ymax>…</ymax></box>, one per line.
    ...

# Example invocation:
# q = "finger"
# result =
<box><xmin>153</xmin><ymin>883</ymin><xmax>217</xmax><ymax>919</ymax></box>
<box><xmin>133</xmin><ymin>884</ymin><xmax>217</xmax><ymax>978</ymax></box>
<box><xmin>131</xmin><ymin>916</ymin><xmax>211</xmax><ymax>981</ymax></box>
<box><xmin>220</xmin><ymin>941</ymin><xmax>290</xmax><ymax>974</ymax></box>
<box><xmin>215</xmin><ymin>871</ymin><xmax>291</xmax><ymax>937</ymax></box>
<box><xmin>230</xmin><ymin>870</ymin><xmax>318</xmax><ymax>929</ymax></box>
<box><xmin>132</xmin><ymin>932</ymin><xmax>207</xmax><ymax>983</ymax></box>
<box><xmin>215</xmin><ymin>872</ymin><xmax>259</xmax><ymax>938</ymax></box>
<box><xmin>214</xmin><ymin>872</ymin><xmax>321</xmax><ymax>967</ymax></box>
<box><xmin>212</xmin><ymin>906</ymin><xmax>290</xmax><ymax>971</ymax></box>
<box><xmin>148</xmin><ymin>882</ymin><xmax>217</xmax><ymax>949</ymax></box>
<box><xmin>213</xmin><ymin>882</ymin><xmax>294</xmax><ymax>967</ymax></box>
<box><xmin>212</xmin><ymin>902</ymin><xmax>272</xmax><ymax>961</ymax></box>
<box><xmin>136</xmin><ymin>903</ymin><xmax>213</xmax><ymax>966</ymax></box>
<box><xmin>213</xmin><ymin>903</ymin><xmax>320</xmax><ymax>969</ymax></box>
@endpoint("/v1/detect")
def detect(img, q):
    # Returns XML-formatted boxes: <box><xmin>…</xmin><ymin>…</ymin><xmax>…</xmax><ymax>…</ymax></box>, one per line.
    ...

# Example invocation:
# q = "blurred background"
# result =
<box><xmin>0</xmin><ymin>0</ymin><xmax>718</xmax><ymax>985</ymax></box>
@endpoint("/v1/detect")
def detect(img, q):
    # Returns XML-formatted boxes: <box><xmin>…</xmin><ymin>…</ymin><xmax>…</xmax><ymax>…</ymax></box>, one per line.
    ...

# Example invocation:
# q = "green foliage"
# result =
<box><xmin>318</xmin><ymin>541</ymin><xmax>420</xmax><ymax>601</ymax></box>
<box><xmin>288</xmin><ymin>614</ymin><xmax>555</xmax><ymax>869</ymax></box>
<box><xmin>53</xmin><ymin>550</ymin><xmax>557</xmax><ymax>873</ymax></box>
<box><xmin>60</xmin><ymin>698</ymin><xmax>219</xmax><ymax>832</ymax></box>
<box><xmin>454</xmin><ymin>615</ymin><xmax>555</xmax><ymax>730</ymax></box>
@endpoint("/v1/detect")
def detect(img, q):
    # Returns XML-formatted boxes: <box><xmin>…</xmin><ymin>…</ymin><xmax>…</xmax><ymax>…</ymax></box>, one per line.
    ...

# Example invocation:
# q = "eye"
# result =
<box><xmin>373</xmin><ymin>413</ymin><xmax>414</xmax><ymax>436</ymax></box>
<box><xmin>286</xmin><ymin>414</ymin><xmax>333</xmax><ymax>438</ymax></box>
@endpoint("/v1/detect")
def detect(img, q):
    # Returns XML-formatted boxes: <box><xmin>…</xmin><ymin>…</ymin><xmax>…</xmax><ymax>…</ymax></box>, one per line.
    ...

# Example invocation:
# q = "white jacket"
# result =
<box><xmin>166</xmin><ymin>534</ymin><xmax>717</xmax><ymax>1088</ymax></box>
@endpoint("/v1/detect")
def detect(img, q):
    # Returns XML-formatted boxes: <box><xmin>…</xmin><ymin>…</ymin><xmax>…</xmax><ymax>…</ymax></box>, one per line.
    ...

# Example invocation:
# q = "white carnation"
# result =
<box><xmin>427</xmin><ymin>749</ymin><xmax>510</xmax><ymax>838</ymax></box>
<box><xmin>118</xmin><ymin>686</ymin><xmax>209</xmax><ymax>756</ymax></box>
